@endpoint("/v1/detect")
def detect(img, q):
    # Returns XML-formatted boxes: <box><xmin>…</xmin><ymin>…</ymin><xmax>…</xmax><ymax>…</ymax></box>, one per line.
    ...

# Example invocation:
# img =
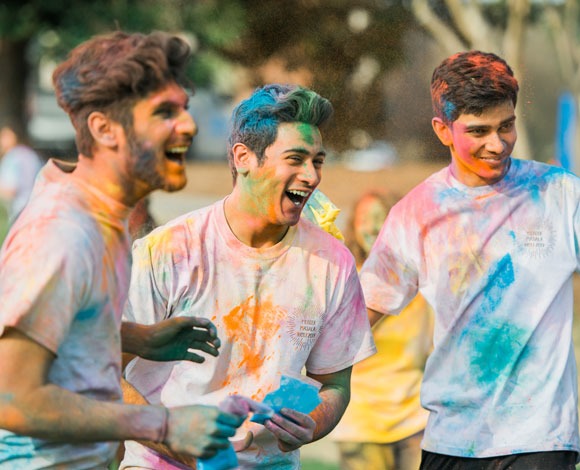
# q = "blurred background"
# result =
<box><xmin>1</xmin><ymin>0</ymin><xmax>579</xmax><ymax>167</ymax></box>
<box><xmin>0</xmin><ymin>1</ymin><xmax>579</xmax><ymax>468</ymax></box>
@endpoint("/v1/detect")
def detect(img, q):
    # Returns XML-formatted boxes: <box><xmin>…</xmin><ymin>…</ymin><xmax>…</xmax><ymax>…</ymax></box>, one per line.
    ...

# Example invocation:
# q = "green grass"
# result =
<box><xmin>0</xmin><ymin>203</ymin><xmax>8</xmax><ymax>247</ymax></box>
<box><xmin>301</xmin><ymin>459</ymin><xmax>339</xmax><ymax>470</ymax></box>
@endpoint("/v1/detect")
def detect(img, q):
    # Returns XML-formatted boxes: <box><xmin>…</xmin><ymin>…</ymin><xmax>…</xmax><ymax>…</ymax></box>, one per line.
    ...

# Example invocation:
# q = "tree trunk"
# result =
<box><xmin>0</xmin><ymin>38</ymin><xmax>31</xmax><ymax>140</ymax></box>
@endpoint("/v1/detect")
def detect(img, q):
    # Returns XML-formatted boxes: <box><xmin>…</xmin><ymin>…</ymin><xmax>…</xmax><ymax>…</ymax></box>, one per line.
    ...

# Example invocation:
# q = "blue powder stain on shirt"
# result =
<box><xmin>460</xmin><ymin>254</ymin><xmax>531</xmax><ymax>386</ymax></box>
<box><xmin>0</xmin><ymin>434</ymin><xmax>35</xmax><ymax>463</ymax></box>
<box><xmin>75</xmin><ymin>306</ymin><xmax>100</xmax><ymax>321</ymax></box>
<box><xmin>476</xmin><ymin>254</ymin><xmax>514</xmax><ymax>316</ymax></box>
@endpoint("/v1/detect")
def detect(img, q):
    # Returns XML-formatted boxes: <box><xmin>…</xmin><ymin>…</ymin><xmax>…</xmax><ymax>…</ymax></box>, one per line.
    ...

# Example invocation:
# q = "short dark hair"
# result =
<box><xmin>431</xmin><ymin>50</ymin><xmax>519</xmax><ymax>124</ymax></box>
<box><xmin>52</xmin><ymin>31</ymin><xmax>192</xmax><ymax>157</ymax></box>
<box><xmin>227</xmin><ymin>84</ymin><xmax>334</xmax><ymax>183</ymax></box>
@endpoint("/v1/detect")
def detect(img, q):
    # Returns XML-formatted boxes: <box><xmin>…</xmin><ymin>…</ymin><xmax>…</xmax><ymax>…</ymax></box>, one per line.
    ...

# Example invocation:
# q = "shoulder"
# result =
<box><xmin>297</xmin><ymin>218</ymin><xmax>357</xmax><ymax>269</ymax></box>
<box><xmin>512</xmin><ymin>159</ymin><xmax>579</xmax><ymax>192</ymax></box>
<box><xmin>133</xmin><ymin>201</ymin><xmax>218</xmax><ymax>256</ymax></box>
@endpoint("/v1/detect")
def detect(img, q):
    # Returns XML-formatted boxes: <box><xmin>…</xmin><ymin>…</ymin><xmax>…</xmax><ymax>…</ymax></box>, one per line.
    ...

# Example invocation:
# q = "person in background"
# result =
<box><xmin>0</xmin><ymin>30</ymin><xmax>245</xmax><ymax>468</ymax></box>
<box><xmin>361</xmin><ymin>50</ymin><xmax>580</xmax><ymax>469</ymax></box>
<box><xmin>0</xmin><ymin>123</ymin><xmax>43</xmax><ymax>224</ymax></box>
<box><xmin>120</xmin><ymin>83</ymin><xmax>376</xmax><ymax>469</ymax></box>
<box><xmin>331</xmin><ymin>190</ymin><xmax>433</xmax><ymax>470</ymax></box>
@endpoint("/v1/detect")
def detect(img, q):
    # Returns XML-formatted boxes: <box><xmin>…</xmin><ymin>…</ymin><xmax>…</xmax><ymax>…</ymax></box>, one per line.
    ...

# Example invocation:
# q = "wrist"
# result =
<box><xmin>121</xmin><ymin>322</ymin><xmax>149</xmax><ymax>356</ymax></box>
<box><xmin>158</xmin><ymin>406</ymin><xmax>170</xmax><ymax>443</ymax></box>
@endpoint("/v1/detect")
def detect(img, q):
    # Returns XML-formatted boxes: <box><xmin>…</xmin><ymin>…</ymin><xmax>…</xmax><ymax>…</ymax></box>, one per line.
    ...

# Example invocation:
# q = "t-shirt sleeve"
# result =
<box><xmin>0</xmin><ymin>219</ymin><xmax>92</xmax><ymax>353</ymax></box>
<box><xmin>305</xmin><ymin>260</ymin><xmax>376</xmax><ymax>375</ymax></box>
<box><xmin>123</xmin><ymin>235</ymin><xmax>170</xmax><ymax>325</ymax></box>
<box><xmin>359</xmin><ymin>205</ymin><xmax>419</xmax><ymax>316</ymax></box>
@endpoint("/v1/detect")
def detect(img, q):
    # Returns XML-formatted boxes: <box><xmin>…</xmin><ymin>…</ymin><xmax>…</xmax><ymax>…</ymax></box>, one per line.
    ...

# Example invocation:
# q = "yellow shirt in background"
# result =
<box><xmin>331</xmin><ymin>295</ymin><xmax>434</xmax><ymax>443</ymax></box>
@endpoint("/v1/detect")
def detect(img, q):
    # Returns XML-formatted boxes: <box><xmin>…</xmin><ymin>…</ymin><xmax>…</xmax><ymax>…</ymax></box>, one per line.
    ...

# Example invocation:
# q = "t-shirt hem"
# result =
<box><xmin>422</xmin><ymin>441</ymin><xmax>580</xmax><ymax>462</ymax></box>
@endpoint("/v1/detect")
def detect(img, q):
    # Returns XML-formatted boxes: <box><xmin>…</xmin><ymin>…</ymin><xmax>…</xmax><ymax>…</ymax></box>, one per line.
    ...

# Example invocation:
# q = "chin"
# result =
<box><xmin>162</xmin><ymin>175</ymin><xmax>188</xmax><ymax>192</ymax></box>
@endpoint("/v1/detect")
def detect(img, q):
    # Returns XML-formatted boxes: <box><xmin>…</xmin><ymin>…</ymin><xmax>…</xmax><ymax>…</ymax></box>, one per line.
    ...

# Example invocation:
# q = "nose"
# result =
<box><xmin>177</xmin><ymin>110</ymin><xmax>197</xmax><ymax>138</ymax></box>
<box><xmin>485</xmin><ymin>132</ymin><xmax>505</xmax><ymax>154</ymax></box>
<box><xmin>299</xmin><ymin>160</ymin><xmax>321</xmax><ymax>187</ymax></box>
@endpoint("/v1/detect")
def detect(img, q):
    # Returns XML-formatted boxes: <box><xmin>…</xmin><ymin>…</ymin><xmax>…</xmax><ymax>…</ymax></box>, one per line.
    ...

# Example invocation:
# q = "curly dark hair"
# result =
<box><xmin>52</xmin><ymin>31</ymin><xmax>192</xmax><ymax>157</ymax></box>
<box><xmin>431</xmin><ymin>50</ymin><xmax>519</xmax><ymax>124</ymax></box>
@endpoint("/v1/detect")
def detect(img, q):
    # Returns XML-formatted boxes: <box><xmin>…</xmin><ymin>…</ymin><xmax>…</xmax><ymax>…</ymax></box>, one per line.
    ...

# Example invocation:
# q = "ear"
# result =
<box><xmin>232</xmin><ymin>143</ymin><xmax>253</xmax><ymax>175</ymax></box>
<box><xmin>432</xmin><ymin>117</ymin><xmax>453</xmax><ymax>147</ymax></box>
<box><xmin>87</xmin><ymin>111</ymin><xmax>121</xmax><ymax>150</ymax></box>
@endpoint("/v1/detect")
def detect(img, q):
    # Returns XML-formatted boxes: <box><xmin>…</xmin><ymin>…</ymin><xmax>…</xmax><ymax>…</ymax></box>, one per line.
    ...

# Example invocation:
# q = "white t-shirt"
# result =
<box><xmin>0</xmin><ymin>160</ymin><xmax>132</xmax><ymax>469</ymax></box>
<box><xmin>122</xmin><ymin>198</ymin><xmax>376</xmax><ymax>469</ymax></box>
<box><xmin>361</xmin><ymin>158</ymin><xmax>580</xmax><ymax>459</ymax></box>
<box><xmin>0</xmin><ymin>144</ymin><xmax>43</xmax><ymax>222</ymax></box>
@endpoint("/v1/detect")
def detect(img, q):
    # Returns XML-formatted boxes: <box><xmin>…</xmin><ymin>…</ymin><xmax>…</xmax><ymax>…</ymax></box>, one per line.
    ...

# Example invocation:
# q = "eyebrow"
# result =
<box><xmin>465</xmin><ymin>115</ymin><xmax>516</xmax><ymax>131</ymax></box>
<box><xmin>285</xmin><ymin>146</ymin><xmax>326</xmax><ymax>157</ymax></box>
<box><xmin>152</xmin><ymin>94</ymin><xmax>190</xmax><ymax>110</ymax></box>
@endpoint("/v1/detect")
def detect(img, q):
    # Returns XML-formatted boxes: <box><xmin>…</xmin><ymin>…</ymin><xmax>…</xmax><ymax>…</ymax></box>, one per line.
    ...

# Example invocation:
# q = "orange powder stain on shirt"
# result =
<box><xmin>221</xmin><ymin>295</ymin><xmax>286</xmax><ymax>391</ymax></box>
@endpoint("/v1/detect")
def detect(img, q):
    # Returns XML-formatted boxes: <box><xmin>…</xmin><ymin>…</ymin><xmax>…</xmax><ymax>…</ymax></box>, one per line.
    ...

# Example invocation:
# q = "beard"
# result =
<box><xmin>127</xmin><ymin>133</ymin><xmax>166</xmax><ymax>191</ymax></box>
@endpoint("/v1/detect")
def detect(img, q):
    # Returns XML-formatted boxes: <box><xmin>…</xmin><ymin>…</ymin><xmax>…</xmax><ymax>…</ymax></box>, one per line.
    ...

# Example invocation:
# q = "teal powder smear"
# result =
<box><xmin>460</xmin><ymin>254</ymin><xmax>531</xmax><ymax>386</ymax></box>
<box><xmin>296</xmin><ymin>122</ymin><xmax>315</xmax><ymax>145</ymax></box>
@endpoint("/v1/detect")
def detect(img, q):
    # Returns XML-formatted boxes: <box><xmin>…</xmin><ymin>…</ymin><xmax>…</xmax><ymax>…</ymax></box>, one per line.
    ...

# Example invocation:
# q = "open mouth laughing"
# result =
<box><xmin>165</xmin><ymin>145</ymin><xmax>189</xmax><ymax>164</ymax></box>
<box><xmin>286</xmin><ymin>189</ymin><xmax>310</xmax><ymax>207</ymax></box>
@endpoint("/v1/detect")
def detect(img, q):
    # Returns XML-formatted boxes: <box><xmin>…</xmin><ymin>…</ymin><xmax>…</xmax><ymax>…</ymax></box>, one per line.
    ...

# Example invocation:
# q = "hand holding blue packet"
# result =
<box><xmin>251</xmin><ymin>374</ymin><xmax>322</xmax><ymax>424</ymax></box>
<box><xmin>197</xmin><ymin>395</ymin><xmax>274</xmax><ymax>470</ymax></box>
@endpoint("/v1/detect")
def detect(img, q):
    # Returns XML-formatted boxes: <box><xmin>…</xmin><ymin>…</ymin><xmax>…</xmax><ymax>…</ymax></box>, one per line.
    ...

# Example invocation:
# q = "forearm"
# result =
<box><xmin>307</xmin><ymin>370</ymin><xmax>351</xmax><ymax>442</ymax></box>
<box><xmin>121</xmin><ymin>321</ymin><xmax>148</xmax><ymax>356</ymax></box>
<box><xmin>0</xmin><ymin>383</ymin><xmax>166</xmax><ymax>443</ymax></box>
<box><xmin>122</xmin><ymin>378</ymin><xmax>197</xmax><ymax>467</ymax></box>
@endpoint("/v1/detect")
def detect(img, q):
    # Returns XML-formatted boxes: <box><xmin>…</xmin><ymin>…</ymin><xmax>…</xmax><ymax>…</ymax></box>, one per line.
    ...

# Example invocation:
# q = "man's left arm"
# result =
<box><xmin>264</xmin><ymin>367</ymin><xmax>351</xmax><ymax>452</ymax></box>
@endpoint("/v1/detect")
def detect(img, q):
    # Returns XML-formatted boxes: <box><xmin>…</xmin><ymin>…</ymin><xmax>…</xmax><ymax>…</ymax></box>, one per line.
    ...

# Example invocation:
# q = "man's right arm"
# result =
<box><xmin>0</xmin><ymin>327</ymin><xmax>243</xmax><ymax>458</ymax></box>
<box><xmin>121</xmin><ymin>377</ymin><xmax>198</xmax><ymax>467</ymax></box>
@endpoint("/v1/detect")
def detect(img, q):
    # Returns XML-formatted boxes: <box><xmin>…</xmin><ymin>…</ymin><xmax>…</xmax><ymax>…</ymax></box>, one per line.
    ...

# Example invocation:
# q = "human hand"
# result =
<box><xmin>141</xmin><ymin>317</ymin><xmax>220</xmax><ymax>363</ymax></box>
<box><xmin>165</xmin><ymin>405</ymin><xmax>245</xmax><ymax>458</ymax></box>
<box><xmin>218</xmin><ymin>395</ymin><xmax>274</xmax><ymax>453</ymax></box>
<box><xmin>264</xmin><ymin>408</ymin><xmax>316</xmax><ymax>452</ymax></box>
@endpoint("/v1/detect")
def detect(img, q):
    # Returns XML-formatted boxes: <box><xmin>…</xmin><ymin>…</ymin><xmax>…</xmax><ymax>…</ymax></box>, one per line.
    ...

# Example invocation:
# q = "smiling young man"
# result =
<box><xmin>360</xmin><ymin>51</ymin><xmax>580</xmax><ymax>469</ymax></box>
<box><xmin>0</xmin><ymin>31</ymin><xmax>245</xmax><ymax>468</ymax></box>
<box><xmin>120</xmin><ymin>84</ymin><xmax>376</xmax><ymax>469</ymax></box>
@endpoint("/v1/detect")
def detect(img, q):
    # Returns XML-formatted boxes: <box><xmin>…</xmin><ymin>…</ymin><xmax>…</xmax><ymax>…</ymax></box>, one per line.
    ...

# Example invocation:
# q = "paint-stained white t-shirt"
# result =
<box><xmin>0</xmin><ymin>160</ymin><xmax>131</xmax><ymax>469</ymax></box>
<box><xmin>361</xmin><ymin>158</ymin><xmax>580</xmax><ymax>459</ymax></box>
<box><xmin>122</xmin><ymin>198</ymin><xmax>376</xmax><ymax>469</ymax></box>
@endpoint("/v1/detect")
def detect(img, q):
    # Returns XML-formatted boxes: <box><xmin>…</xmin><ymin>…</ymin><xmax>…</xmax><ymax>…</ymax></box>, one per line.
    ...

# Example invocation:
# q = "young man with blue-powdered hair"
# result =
<box><xmin>121</xmin><ymin>84</ymin><xmax>376</xmax><ymax>469</ymax></box>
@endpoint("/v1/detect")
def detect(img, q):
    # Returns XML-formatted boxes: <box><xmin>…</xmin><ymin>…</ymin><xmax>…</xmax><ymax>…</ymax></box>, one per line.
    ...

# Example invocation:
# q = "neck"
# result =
<box><xmin>72</xmin><ymin>153</ymin><xmax>146</xmax><ymax>207</ymax></box>
<box><xmin>224</xmin><ymin>193</ymin><xmax>289</xmax><ymax>248</ymax></box>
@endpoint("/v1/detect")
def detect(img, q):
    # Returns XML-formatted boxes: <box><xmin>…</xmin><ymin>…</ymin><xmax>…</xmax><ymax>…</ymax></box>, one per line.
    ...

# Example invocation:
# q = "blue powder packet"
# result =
<box><xmin>197</xmin><ymin>445</ymin><xmax>237</xmax><ymax>470</ymax></box>
<box><xmin>251</xmin><ymin>374</ymin><xmax>322</xmax><ymax>424</ymax></box>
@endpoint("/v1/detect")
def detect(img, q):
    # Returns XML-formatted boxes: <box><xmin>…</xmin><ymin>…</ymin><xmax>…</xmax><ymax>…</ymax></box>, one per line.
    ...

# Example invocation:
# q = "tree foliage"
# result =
<box><xmin>0</xmin><ymin>0</ymin><xmax>415</xmax><ymax>154</ymax></box>
<box><xmin>409</xmin><ymin>0</ymin><xmax>580</xmax><ymax>162</ymax></box>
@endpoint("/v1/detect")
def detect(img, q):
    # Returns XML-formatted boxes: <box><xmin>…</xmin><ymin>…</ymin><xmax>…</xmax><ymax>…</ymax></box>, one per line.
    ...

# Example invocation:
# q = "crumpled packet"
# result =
<box><xmin>250</xmin><ymin>374</ymin><xmax>322</xmax><ymax>424</ymax></box>
<box><xmin>302</xmin><ymin>189</ymin><xmax>345</xmax><ymax>242</ymax></box>
<box><xmin>197</xmin><ymin>395</ymin><xmax>274</xmax><ymax>470</ymax></box>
